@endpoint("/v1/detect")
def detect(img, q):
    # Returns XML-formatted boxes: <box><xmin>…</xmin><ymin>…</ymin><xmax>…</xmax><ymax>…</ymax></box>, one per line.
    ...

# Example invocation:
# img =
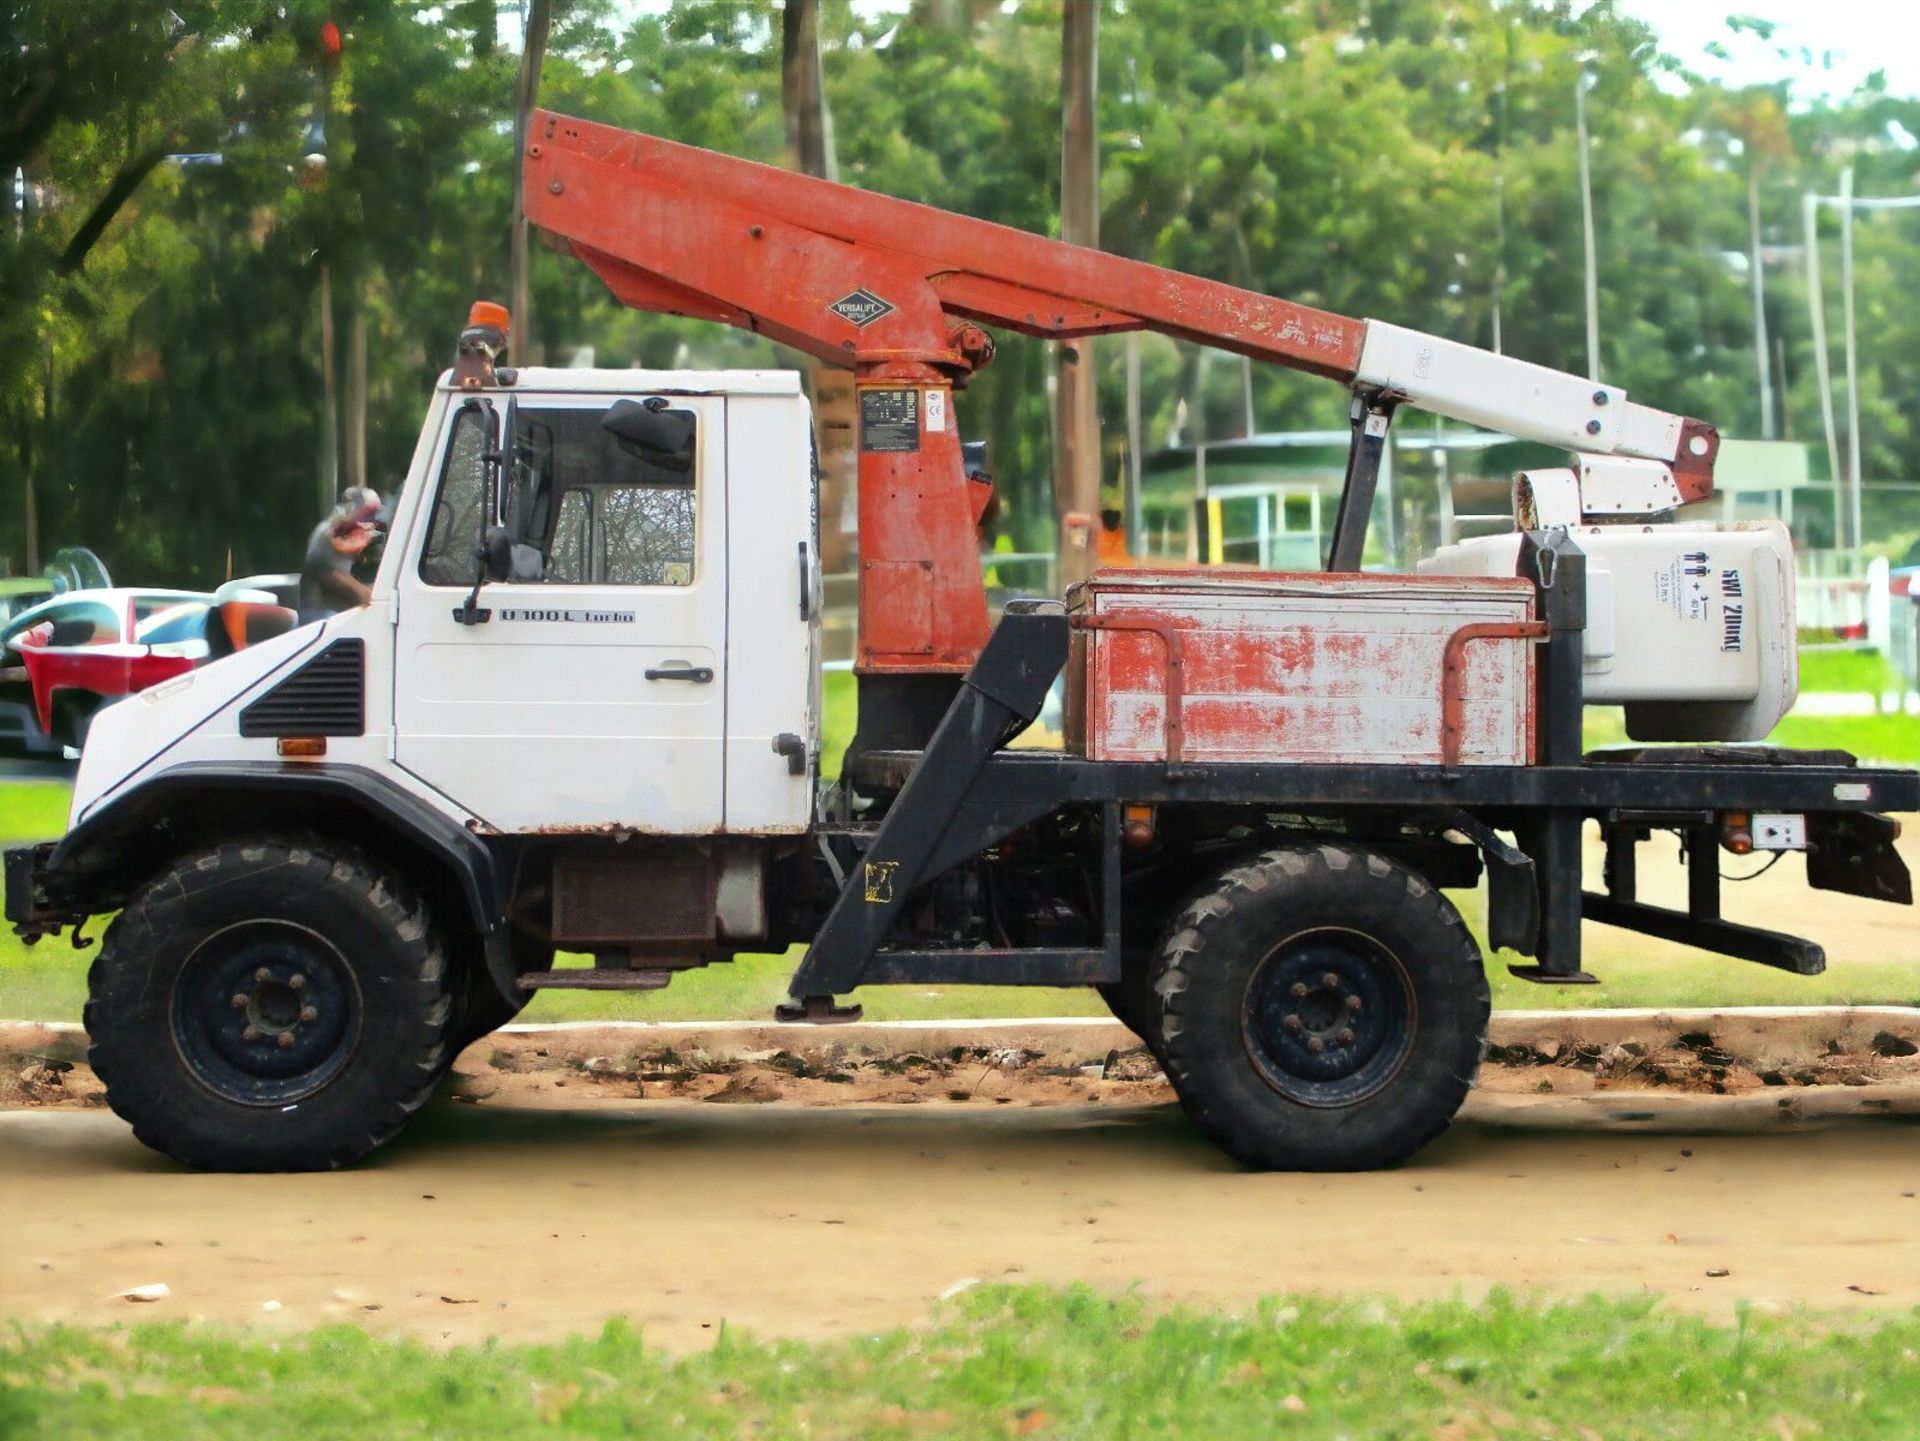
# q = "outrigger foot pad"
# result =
<box><xmin>774</xmin><ymin>996</ymin><xmax>864</xmax><ymax>1024</ymax></box>
<box><xmin>1506</xmin><ymin>965</ymin><xmax>1600</xmax><ymax>985</ymax></box>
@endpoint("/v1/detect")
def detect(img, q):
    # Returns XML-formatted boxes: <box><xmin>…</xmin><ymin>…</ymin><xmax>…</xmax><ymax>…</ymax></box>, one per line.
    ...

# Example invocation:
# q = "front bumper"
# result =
<box><xmin>4</xmin><ymin>842</ymin><xmax>75</xmax><ymax>942</ymax></box>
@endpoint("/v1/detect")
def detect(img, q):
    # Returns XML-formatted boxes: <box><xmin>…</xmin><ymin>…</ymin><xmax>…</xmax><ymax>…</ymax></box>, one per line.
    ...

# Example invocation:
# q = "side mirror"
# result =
<box><xmin>603</xmin><ymin>399</ymin><xmax>695</xmax><ymax>473</ymax></box>
<box><xmin>482</xmin><ymin>525</ymin><xmax>514</xmax><ymax>582</ymax></box>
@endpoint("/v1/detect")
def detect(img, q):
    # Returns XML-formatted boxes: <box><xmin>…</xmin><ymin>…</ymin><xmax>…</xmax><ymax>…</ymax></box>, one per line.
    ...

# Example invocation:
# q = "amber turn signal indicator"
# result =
<box><xmin>277</xmin><ymin>737</ymin><xmax>327</xmax><ymax>759</ymax></box>
<box><xmin>1122</xmin><ymin>803</ymin><xmax>1156</xmax><ymax>849</ymax></box>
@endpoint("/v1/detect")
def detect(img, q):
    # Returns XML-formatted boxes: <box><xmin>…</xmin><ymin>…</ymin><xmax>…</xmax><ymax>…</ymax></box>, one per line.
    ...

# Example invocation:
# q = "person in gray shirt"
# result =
<box><xmin>299</xmin><ymin>486</ymin><xmax>383</xmax><ymax>618</ymax></box>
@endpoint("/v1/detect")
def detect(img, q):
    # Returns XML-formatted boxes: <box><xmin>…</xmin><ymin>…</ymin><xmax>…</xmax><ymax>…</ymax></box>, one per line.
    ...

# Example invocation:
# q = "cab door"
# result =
<box><xmin>392</xmin><ymin>393</ymin><xmax>726</xmax><ymax>833</ymax></box>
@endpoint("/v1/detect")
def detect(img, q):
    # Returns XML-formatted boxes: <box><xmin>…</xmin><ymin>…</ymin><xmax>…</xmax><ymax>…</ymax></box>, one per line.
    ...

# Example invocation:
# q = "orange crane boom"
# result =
<box><xmin>523</xmin><ymin>109</ymin><xmax>1719</xmax><ymax>685</ymax></box>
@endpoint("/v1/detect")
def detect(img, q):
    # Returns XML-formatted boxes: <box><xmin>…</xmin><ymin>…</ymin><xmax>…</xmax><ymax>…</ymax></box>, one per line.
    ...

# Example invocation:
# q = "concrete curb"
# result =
<box><xmin>1465</xmin><ymin>1083</ymin><xmax>1920</xmax><ymax>1132</ymax></box>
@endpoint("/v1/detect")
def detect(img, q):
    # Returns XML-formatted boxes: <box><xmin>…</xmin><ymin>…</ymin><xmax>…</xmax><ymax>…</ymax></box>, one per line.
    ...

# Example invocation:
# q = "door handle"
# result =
<box><xmin>645</xmin><ymin>665</ymin><xmax>714</xmax><ymax>683</ymax></box>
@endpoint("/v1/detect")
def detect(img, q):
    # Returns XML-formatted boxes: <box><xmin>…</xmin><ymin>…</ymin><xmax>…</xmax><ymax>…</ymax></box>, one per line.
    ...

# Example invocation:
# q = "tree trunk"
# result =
<box><xmin>319</xmin><ymin>264</ymin><xmax>339</xmax><ymax>513</ymax></box>
<box><xmin>510</xmin><ymin>0</ymin><xmax>552</xmax><ymax>363</ymax></box>
<box><xmin>1054</xmin><ymin>0</ymin><xmax>1100</xmax><ymax>590</ymax></box>
<box><xmin>346</xmin><ymin>298</ymin><xmax>368</xmax><ymax>493</ymax></box>
<box><xmin>21</xmin><ymin>394</ymin><xmax>40</xmax><ymax>576</ymax></box>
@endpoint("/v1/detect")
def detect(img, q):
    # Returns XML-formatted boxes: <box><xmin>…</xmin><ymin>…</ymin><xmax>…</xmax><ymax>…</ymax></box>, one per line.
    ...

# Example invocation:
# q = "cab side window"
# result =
<box><xmin>416</xmin><ymin>401</ymin><xmax>697</xmax><ymax>588</ymax></box>
<box><xmin>596</xmin><ymin>479</ymin><xmax>696</xmax><ymax>586</ymax></box>
<box><xmin>515</xmin><ymin>406</ymin><xmax>697</xmax><ymax>587</ymax></box>
<box><xmin>419</xmin><ymin>407</ymin><xmax>489</xmax><ymax>587</ymax></box>
<box><xmin>546</xmin><ymin>490</ymin><xmax>590</xmax><ymax>584</ymax></box>
<box><xmin>526</xmin><ymin>406</ymin><xmax>698</xmax><ymax>587</ymax></box>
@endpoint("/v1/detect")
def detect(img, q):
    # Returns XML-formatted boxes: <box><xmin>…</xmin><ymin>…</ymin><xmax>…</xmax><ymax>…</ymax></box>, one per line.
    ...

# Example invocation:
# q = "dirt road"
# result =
<box><xmin>6</xmin><ymin>1082</ymin><xmax>1920</xmax><ymax>1348</ymax></box>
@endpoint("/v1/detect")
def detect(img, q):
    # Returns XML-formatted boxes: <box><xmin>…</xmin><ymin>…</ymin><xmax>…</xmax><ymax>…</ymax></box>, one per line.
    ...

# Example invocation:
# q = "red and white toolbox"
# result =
<box><xmin>1064</xmin><ymin>569</ymin><xmax>1540</xmax><ymax>767</ymax></box>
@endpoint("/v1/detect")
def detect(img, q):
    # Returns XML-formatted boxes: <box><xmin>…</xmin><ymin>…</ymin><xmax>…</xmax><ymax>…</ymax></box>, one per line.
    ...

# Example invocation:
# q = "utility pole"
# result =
<box><xmin>1748</xmin><ymin>164</ymin><xmax>1775</xmax><ymax>439</ymax></box>
<box><xmin>1124</xmin><ymin>333</ymin><xmax>1142</xmax><ymax>556</ymax></box>
<box><xmin>782</xmin><ymin>0</ymin><xmax>837</xmax><ymax>182</ymax></box>
<box><xmin>1574</xmin><ymin>66</ymin><xmax>1600</xmax><ymax>381</ymax></box>
<box><xmin>1055</xmin><ymin>0</ymin><xmax>1100</xmax><ymax>589</ymax></box>
<box><xmin>1839</xmin><ymin>165</ymin><xmax>1863</xmax><ymax>555</ymax></box>
<box><xmin>783</xmin><ymin>0</ymin><xmax>854</xmax><ymax>571</ymax></box>
<box><xmin>510</xmin><ymin>0</ymin><xmax>551</xmax><ymax>361</ymax></box>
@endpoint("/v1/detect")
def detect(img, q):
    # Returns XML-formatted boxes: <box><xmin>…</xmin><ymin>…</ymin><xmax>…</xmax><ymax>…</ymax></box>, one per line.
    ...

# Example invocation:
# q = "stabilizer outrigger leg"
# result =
<box><xmin>776</xmin><ymin>601</ymin><xmax>1071</xmax><ymax>1024</ymax></box>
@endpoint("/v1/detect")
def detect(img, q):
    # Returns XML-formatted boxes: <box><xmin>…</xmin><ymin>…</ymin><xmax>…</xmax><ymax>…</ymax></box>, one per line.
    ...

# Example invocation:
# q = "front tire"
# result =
<box><xmin>85</xmin><ymin>836</ymin><xmax>453</xmax><ymax>1171</ymax></box>
<box><xmin>1153</xmin><ymin>844</ymin><xmax>1488</xmax><ymax>1171</ymax></box>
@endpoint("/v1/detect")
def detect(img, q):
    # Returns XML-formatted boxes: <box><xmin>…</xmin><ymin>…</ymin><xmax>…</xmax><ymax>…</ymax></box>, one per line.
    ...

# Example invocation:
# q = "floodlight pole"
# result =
<box><xmin>1803</xmin><ymin>190</ymin><xmax>1843</xmax><ymax>548</ymax></box>
<box><xmin>1748</xmin><ymin>165</ymin><xmax>1774</xmax><ymax>439</ymax></box>
<box><xmin>1575</xmin><ymin>69</ymin><xmax>1601</xmax><ymax>382</ymax></box>
<box><xmin>1839</xmin><ymin>166</ymin><xmax>1863</xmax><ymax>557</ymax></box>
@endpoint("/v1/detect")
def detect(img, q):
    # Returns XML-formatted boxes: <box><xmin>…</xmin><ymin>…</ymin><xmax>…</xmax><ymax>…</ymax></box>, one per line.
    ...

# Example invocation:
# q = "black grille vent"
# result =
<box><xmin>239</xmin><ymin>640</ymin><xmax>365</xmax><ymax>738</ymax></box>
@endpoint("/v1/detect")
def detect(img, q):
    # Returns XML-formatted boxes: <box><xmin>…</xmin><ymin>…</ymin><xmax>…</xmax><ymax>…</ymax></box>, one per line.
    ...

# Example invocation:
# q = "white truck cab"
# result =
<box><xmin>71</xmin><ymin>367</ymin><xmax>821</xmax><ymax>839</ymax></box>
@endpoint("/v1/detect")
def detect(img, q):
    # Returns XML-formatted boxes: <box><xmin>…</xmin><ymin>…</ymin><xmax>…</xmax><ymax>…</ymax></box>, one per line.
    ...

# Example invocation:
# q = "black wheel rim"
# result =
<box><xmin>170</xmin><ymin>921</ymin><xmax>362</xmax><ymax>1105</ymax></box>
<box><xmin>1241</xmin><ymin>928</ymin><xmax>1417</xmax><ymax>1108</ymax></box>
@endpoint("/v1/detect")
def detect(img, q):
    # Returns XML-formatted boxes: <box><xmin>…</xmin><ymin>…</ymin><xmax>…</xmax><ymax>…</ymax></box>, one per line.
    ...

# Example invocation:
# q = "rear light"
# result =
<box><xmin>1720</xmin><ymin>811</ymin><xmax>1753</xmax><ymax>855</ymax></box>
<box><xmin>277</xmin><ymin>737</ymin><xmax>327</xmax><ymax>759</ymax></box>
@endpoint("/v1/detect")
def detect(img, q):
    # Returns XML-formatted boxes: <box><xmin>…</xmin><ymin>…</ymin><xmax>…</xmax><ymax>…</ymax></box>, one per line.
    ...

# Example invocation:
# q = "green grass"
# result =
<box><xmin>518</xmin><ymin>949</ymin><xmax>1106</xmax><ymax>1024</ymax></box>
<box><xmin>0</xmin><ymin>783</ymin><xmax>87</xmax><ymax>1021</ymax></box>
<box><xmin>820</xmin><ymin>667</ymin><xmax>856</xmax><ymax>778</ymax></box>
<box><xmin>1795</xmin><ymin>646</ymin><xmax>1897</xmax><ymax>695</ymax></box>
<box><xmin>1585</xmin><ymin>705</ymin><xmax>1920</xmax><ymax>765</ymax></box>
<box><xmin>1</xmin><ymin>781</ymin><xmax>70</xmax><ymax>841</ymax></box>
<box><xmin>5</xmin><ymin>1286</ymin><xmax>1920</xmax><ymax>1439</ymax></box>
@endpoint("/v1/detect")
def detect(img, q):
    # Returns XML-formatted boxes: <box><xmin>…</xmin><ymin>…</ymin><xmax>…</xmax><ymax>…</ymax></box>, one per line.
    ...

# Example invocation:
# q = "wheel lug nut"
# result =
<box><xmin>242</xmin><ymin>1025</ymin><xmax>262</xmax><ymax>1042</ymax></box>
<box><xmin>299</xmin><ymin>1006</ymin><xmax>318</xmax><ymax>1023</ymax></box>
<box><xmin>1283</xmin><ymin>1014</ymin><xmax>1304</xmax><ymax>1032</ymax></box>
<box><xmin>230</xmin><ymin>993</ymin><xmax>249</xmax><ymax>1011</ymax></box>
<box><xmin>254</xmin><ymin>968</ymin><xmax>271</xmax><ymax>984</ymax></box>
<box><xmin>276</xmin><ymin>1032</ymin><xmax>295</xmax><ymax>1050</ymax></box>
<box><xmin>1321</xmin><ymin>972</ymin><xmax>1340</xmax><ymax>990</ymax></box>
<box><xmin>289</xmin><ymin>974</ymin><xmax>306</xmax><ymax>992</ymax></box>
<box><xmin>1337</xmin><ymin>1028</ymin><xmax>1355</xmax><ymax>1046</ymax></box>
<box><xmin>1346</xmin><ymin>995</ymin><xmax>1363</xmax><ymax>1013</ymax></box>
<box><xmin>1307</xmin><ymin>1037</ymin><xmax>1326</xmax><ymax>1054</ymax></box>
<box><xmin>1289</xmin><ymin>982</ymin><xmax>1308</xmax><ymax>999</ymax></box>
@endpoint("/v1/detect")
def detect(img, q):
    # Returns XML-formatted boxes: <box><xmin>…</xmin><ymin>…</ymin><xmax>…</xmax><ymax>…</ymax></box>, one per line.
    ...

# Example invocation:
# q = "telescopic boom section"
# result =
<box><xmin>523</xmin><ymin>109</ymin><xmax>1719</xmax><ymax>677</ymax></box>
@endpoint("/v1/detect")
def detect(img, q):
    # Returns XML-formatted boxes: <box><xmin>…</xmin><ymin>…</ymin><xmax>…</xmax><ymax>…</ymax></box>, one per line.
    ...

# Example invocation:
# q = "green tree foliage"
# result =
<box><xmin>2</xmin><ymin>0</ymin><xmax>1916</xmax><ymax>583</ymax></box>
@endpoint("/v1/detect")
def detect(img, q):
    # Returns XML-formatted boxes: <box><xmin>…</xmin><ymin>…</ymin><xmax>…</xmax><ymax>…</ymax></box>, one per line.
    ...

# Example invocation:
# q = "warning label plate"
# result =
<box><xmin>860</xmin><ymin>389</ymin><xmax>920</xmax><ymax>453</ymax></box>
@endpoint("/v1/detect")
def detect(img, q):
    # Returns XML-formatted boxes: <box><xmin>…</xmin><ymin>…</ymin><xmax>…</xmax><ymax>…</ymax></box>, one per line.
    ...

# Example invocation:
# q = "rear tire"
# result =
<box><xmin>1152</xmin><ymin>844</ymin><xmax>1488</xmax><ymax>1171</ymax></box>
<box><xmin>85</xmin><ymin>836</ymin><xmax>453</xmax><ymax>1172</ymax></box>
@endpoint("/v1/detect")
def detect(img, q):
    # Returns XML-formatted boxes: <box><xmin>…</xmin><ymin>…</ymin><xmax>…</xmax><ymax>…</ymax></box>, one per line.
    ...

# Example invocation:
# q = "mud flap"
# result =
<box><xmin>1807</xmin><ymin>812</ymin><xmax>1911</xmax><ymax>904</ymax></box>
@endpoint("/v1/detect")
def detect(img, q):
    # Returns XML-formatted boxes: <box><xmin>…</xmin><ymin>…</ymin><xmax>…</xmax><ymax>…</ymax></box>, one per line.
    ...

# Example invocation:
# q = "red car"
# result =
<box><xmin>0</xmin><ymin>583</ymin><xmax>295</xmax><ymax>753</ymax></box>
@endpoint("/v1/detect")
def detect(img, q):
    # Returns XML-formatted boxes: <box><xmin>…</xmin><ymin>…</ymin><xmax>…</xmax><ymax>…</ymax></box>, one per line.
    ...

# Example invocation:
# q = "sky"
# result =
<box><xmin>504</xmin><ymin>0</ymin><xmax>1920</xmax><ymax>105</ymax></box>
<box><xmin>1607</xmin><ymin>0</ymin><xmax>1920</xmax><ymax>103</ymax></box>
